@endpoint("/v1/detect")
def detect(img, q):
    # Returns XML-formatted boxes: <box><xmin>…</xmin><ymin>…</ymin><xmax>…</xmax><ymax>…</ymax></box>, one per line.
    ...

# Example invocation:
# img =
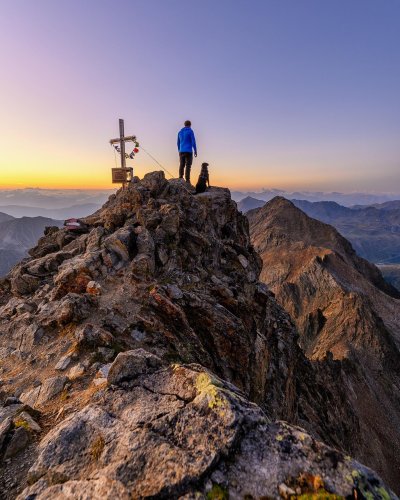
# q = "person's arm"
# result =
<box><xmin>191</xmin><ymin>130</ymin><xmax>197</xmax><ymax>156</ymax></box>
<box><xmin>177</xmin><ymin>132</ymin><xmax>180</xmax><ymax>151</ymax></box>
<box><xmin>207</xmin><ymin>172</ymin><xmax>210</xmax><ymax>186</ymax></box>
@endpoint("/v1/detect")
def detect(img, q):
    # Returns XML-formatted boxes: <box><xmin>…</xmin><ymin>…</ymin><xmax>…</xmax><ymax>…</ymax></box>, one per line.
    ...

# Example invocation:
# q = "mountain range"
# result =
<box><xmin>291</xmin><ymin>199</ymin><xmax>400</xmax><ymax>265</ymax></box>
<box><xmin>2</xmin><ymin>187</ymin><xmax>399</xmax><ymax>215</ymax></box>
<box><xmin>232</xmin><ymin>189</ymin><xmax>400</xmax><ymax>206</ymax></box>
<box><xmin>0</xmin><ymin>174</ymin><xmax>398</xmax><ymax>497</ymax></box>
<box><xmin>0</xmin><ymin>214</ymin><xmax>63</xmax><ymax>276</ymax></box>
<box><xmin>0</xmin><ymin>203</ymin><xmax>102</xmax><ymax>219</ymax></box>
<box><xmin>0</xmin><ymin>188</ymin><xmax>113</xmax><ymax>208</ymax></box>
<box><xmin>0</xmin><ymin>188</ymin><xmax>112</xmax><ymax>220</ymax></box>
<box><xmin>239</xmin><ymin>197</ymin><xmax>400</xmax><ymax>268</ymax></box>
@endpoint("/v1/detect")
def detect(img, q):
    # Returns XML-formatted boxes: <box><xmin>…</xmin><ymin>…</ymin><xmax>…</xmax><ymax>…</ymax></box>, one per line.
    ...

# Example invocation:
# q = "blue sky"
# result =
<box><xmin>0</xmin><ymin>0</ymin><xmax>399</xmax><ymax>191</ymax></box>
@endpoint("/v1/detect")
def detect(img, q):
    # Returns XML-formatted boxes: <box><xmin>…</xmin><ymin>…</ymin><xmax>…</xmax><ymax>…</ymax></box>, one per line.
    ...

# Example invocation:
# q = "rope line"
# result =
<box><xmin>139</xmin><ymin>145</ymin><xmax>194</xmax><ymax>195</ymax></box>
<box><xmin>140</xmin><ymin>145</ymin><xmax>175</xmax><ymax>179</ymax></box>
<box><xmin>110</xmin><ymin>140</ymin><xmax>175</xmax><ymax>179</ymax></box>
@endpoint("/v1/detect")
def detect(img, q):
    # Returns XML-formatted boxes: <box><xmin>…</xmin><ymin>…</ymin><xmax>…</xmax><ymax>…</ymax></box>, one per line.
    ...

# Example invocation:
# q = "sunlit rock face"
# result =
<box><xmin>0</xmin><ymin>173</ymin><xmax>396</xmax><ymax>498</ymax></box>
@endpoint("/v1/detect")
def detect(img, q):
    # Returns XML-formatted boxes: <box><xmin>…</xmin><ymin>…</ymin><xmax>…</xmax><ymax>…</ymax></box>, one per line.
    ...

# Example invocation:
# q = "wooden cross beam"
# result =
<box><xmin>110</xmin><ymin>119</ymin><xmax>136</xmax><ymax>187</ymax></box>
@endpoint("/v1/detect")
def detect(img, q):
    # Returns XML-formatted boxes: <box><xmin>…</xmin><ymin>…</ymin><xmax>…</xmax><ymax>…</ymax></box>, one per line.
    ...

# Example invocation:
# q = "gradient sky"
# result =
<box><xmin>0</xmin><ymin>0</ymin><xmax>399</xmax><ymax>191</ymax></box>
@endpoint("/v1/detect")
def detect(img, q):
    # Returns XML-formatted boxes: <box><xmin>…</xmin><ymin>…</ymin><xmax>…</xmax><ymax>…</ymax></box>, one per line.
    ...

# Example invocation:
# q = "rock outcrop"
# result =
<box><xmin>248</xmin><ymin>196</ymin><xmax>400</xmax><ymax>490</ymax></box>
<box><xmin>0</xmin><ymin>174</ymin><xmax>397</xmax><ymax>498</ymax></box>
<box><xmin>20</xmin><ymin>356</ymin><xmax>395</xmax><ymax>499</ymax></box>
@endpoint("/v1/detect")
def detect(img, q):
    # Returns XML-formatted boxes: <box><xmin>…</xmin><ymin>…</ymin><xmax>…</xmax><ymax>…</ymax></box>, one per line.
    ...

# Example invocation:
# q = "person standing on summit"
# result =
<box><xmin>177</xmin><ymin>120</ymin><xmax>197</xmax><ymax>183</ymax></box>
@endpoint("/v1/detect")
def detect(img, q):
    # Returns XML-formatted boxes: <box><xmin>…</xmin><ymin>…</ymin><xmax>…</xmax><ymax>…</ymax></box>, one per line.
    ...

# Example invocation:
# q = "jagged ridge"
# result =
<box><xmin>248</xmin><ymin>196</ymin><xmax>400</xmax><ymax>491</ymax></box>
<box><xmin>0</xmin><ymin>173</ymin><xmax>396</xmax><ymax>498</ymax></box>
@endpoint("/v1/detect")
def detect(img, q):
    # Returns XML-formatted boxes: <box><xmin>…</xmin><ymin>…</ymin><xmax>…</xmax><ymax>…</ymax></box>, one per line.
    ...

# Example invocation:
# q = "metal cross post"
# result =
<box><xmin>119</xmin><ymin>118</ymin><xmax>126</xmax><ymax>170</ymax></box>
<box><xmin>109</xmin><ymin>118</ymin><xmax>137</xmax><ymax>189</ymax></box>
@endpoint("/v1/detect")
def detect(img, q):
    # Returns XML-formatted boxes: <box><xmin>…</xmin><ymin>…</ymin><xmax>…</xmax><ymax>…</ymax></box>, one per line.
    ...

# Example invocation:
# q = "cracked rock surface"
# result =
<box><xmin>19</xmin><ymin>359</ymin><xmax>396</xmax><ymax>499</ymax></box>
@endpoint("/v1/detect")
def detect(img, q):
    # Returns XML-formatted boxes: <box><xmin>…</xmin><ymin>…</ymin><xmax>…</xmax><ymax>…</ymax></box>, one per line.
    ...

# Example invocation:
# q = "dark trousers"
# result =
<box><xmin>179</xmin><ymin>152</ymin><xmax>193</xmax><ymax>182</ymax></box>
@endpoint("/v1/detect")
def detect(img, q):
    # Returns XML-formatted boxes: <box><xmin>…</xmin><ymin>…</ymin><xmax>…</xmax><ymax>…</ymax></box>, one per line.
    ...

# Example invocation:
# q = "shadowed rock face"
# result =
<box><xmin>0</xmin><ymin>174</ymin><xmax>396</xmax><ymax>498</ymax></box>
<box><xmin>248</xmin><ymin>196</ymin><xmax>400</xmax><ymax>491</ymax></box>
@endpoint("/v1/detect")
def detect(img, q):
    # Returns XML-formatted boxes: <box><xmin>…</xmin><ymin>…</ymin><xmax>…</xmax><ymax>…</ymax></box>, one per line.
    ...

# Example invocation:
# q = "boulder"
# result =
<box><xmin>68</xmin><ymin>364</ymin><xmax>85</xmax><ymax>380</ymax></box>
<box><xmin>14</xmin><ymin>411</ymin><xmax>41</xmax><ymax>432</ymax></box>
<box><xmin>36</xmin><ymin>376</ymin><xmax>67</xmax><ymax>406</ymax></box>
<box><xmin>86</xmin><ymin>280</ymin><xmax>102</xmax><ymax>296</ymax></box>
<box><xmin>141</xmin><ymin>170</ymin><xmax>168</xmax><ymax>195</ymax></box>
<box><xmin>96</xmin><ymin>363</ymin><xmax>112</xmax><ymax>379</ymax></box>
<box><xmin>165</xmin><ymin>284</ymin><xmax>183</xmax><ymax>300</ymax></box>
<box><xmin>97</xmin><ymin>347</ymin><xmax>115</xmax><ymax>362</ymax></box>
<box><xmin>21</xmin><ymin>377</ymin><xmax>67</xmax><ymax>408</ymax></box>
<box><xmin>4</xmin><ymin>426</ymin><xmax>30</xmax><ymax>458</ymax></box>
<box><xmin>92</xmin><ymin>378</ymin><xmax>107</xmax><ymax>387</ymax></box>
<box><xmin>20</xmin><ymin>364</ymin><xmax>396</xmax><ymax>499</ymax></box>
<box><xmin>130</xmin><ymin>253</ymin><xmax>155</xmax><ymax>277</ymax></box>
<box><xmin>107</xmin><ymin>349</ymin><xmax>164</xmax><ymax>386</ymax></box>
<box><xmin>238</xmin><ymin>254</ymin><xmax>249</xmax><ymax>268</ymax></box>
<box><xmin>0</xmin><ymin>416</ymin><xmax>12</xmax><ymax>450</ymax></box>
<box><xmin>55</xmin><ymin>355</ymin><xmax>72</xmax><ymax>371</ymax></box>
<box><xmin>56</xmin><ymin>294</ymin><xmax>94</xmax><ymax>326</ymax></box>
<box><xmin>10</xmin><ymin>273</ymin><xmax>40</xmax><ymax>296</ymax></box>
<box><xmin>74</xmin><ymin>324</ymin><xmax>114</xmax><ymax>348</ymax></box>
<box><xmin>52</xmin><ymin>255</ymin><xmax>95</xmax><ymax>298</ymax></box>
<box><xmin>103</xmin><ymin>226</ymin><xmax>136</xmax><ymax>264</ymax></box>
<box><xmin>0</xmin><ymin>403</ymin><xmax>39</xmax><ymax>422</ymax></box>
<box><xmin>19</xmin><ymin>386</ymin><xmax>41</xmax><ymax>407</ymax></box>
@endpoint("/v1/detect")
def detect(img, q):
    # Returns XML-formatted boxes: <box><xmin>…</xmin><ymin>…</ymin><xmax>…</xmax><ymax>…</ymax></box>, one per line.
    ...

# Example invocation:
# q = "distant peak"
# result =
<box><xmin>266</xmin><ymin>196</ymin><xmax>294</xmax><ymax>206</ymax></box>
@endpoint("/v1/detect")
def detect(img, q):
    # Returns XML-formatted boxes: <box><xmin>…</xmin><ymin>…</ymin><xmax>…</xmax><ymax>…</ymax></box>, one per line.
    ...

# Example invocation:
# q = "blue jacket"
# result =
<box><xmin>177</xmin><ymin>127</ymin><xmax>197</xmax><ymax>154</ymax></box>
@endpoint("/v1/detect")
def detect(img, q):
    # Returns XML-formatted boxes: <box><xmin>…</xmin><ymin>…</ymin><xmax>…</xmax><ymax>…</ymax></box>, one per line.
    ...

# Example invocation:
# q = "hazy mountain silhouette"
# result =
<box><xmin>0</xmin><ymin>214</ymin><xmax>62</xmax><ymax>276</ymax></box>
<box><xmin>231</xmin><ymin>189</ymin><xmax>400</xmax><ymax>206</ymax></box>
<box><xmin>0</xmin><ymin>203</ymin><xmax>102</xmax><ymax>219</ymax></box>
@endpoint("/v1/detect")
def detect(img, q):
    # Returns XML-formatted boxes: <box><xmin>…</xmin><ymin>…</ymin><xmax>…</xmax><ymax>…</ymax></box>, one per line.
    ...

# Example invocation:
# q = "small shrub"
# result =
<box><xmin>90</xmin><ymin>435</ymin><xmax>105</xmax><ymax>460</ymax></box>
<box><xmin>206</xmin><ymin>484</ymin><xmax>228</xmax><ymax>500</ymax></box>
<box><xmin>60</xmin><ymin>389</ymin><xmax>69</xmax><ymax>401</ymax></box>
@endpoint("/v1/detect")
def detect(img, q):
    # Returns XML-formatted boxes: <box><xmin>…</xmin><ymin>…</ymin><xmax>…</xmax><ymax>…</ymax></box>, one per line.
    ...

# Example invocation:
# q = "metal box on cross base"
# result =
<box><xmin>112</xmin><ymin>167</ymin><xmax>133</xmax><ymax>184</ymax></box>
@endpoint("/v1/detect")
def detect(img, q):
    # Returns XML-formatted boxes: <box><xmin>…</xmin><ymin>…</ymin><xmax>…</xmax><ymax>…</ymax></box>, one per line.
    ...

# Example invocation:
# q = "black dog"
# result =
<box><xmin>195</xmin><ymin>163</ymin><xmax>210</xmax><ymax>194</ymax></box>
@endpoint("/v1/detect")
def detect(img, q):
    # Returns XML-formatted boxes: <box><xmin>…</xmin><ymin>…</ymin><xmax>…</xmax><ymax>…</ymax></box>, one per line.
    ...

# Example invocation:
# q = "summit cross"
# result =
<box><xmin>109</xmin><ymin>118</ymin><xmax>137</xmax><ymax>187</ymax></box>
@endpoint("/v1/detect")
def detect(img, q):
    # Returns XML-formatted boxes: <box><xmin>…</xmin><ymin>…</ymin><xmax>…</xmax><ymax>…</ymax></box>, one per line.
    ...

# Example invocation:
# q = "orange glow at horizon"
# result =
<box><xmin>0</xmin><ymin>166</ymin><xmax>368</xmax><ymax>192</ymax></box>
<box><xmin>0</xmin><ymin>155</ymin><xmax>292</xmax><ymax>191</ymax></box>
<box><xmin>0</xmin><ymin>167</ymin><xmax>320</xmax><ymax>191</ymax></box>
<box><xmin>0</xmin><ymin>144</ymin><xmax>392</xmax><ymax>193</ymax></box>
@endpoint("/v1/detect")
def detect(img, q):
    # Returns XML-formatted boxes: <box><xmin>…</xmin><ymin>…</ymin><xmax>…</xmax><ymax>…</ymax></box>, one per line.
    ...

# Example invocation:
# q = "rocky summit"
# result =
<box><xmin>248</xmin><ymin>196</ymin><xmax>400</xmax><ymax>492</ymax></box>
<box><xmin>0</xmin><ymin>172</ymin><xmax>397</xmax><ymax>499</ymax></box>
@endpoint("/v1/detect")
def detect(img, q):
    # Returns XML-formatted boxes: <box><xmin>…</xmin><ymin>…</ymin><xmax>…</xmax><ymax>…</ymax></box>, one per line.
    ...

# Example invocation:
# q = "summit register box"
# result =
<box><xmin>112</xmin><ymin>167</ymin><xmax>133</xmax><ymax>184</ymax></box>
